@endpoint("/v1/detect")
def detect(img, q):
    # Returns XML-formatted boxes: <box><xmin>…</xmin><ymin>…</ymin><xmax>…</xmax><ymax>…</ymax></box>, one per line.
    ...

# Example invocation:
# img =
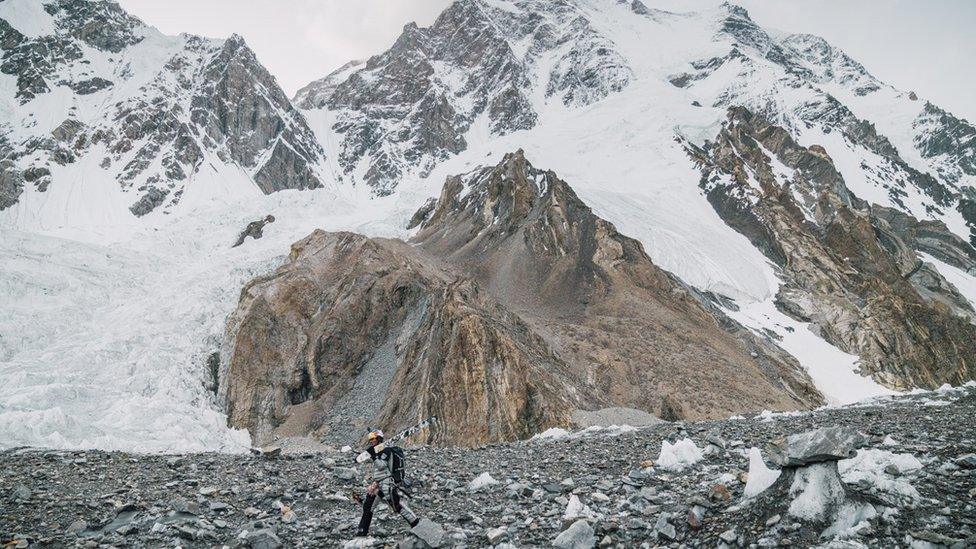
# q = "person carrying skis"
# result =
<box><xmin>355</xmin><ymin>429</ymin><xmax>419</xmax><ymax>536</ymax></box>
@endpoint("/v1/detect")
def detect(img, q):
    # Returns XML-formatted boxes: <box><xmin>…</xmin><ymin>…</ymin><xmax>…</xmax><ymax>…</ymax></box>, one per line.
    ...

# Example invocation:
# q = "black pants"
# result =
<box><xmin>358</xmin><ymin>486</ymin><xmax>416</xmax><ymax>535</ymax></box>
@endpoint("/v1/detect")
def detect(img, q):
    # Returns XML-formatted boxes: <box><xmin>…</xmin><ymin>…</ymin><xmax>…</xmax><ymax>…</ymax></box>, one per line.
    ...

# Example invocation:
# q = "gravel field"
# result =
<box><xmin>2</xmin><ymin>387</ymin><xmax>975</xmax><ymax>548</ymax></box>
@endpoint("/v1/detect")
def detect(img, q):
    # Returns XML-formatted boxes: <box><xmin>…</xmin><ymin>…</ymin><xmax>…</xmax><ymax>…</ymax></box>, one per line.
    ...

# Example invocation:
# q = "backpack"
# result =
<box><xmin>387</xmin><ymin>446</ymin><xmax>406</xmax><ymax>484</ymax></box>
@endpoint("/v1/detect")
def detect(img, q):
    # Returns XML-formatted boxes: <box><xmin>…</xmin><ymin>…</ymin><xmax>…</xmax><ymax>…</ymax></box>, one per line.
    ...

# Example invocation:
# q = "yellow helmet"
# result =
<box><xmin>367</xmin><ymin>429</ymin><xmax>384</xmax><ymax>442</ymax></box>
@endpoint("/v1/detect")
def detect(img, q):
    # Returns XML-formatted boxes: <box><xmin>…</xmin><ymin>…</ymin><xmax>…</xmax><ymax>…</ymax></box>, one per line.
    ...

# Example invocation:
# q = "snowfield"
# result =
<box><xmin>0</xmin><ymin>183</ymin><xmax>406</xmax><ymax>452</ymax></box>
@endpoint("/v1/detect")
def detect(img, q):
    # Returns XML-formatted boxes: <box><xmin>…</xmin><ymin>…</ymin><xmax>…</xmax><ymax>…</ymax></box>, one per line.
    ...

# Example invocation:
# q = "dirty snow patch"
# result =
<box><xmin>656</xmin><ymin>438</ymin><xmax>703</xmax><ymax>471</ymax></box>
<box><xmin>788</xmin><ymin>463</ymin><xmax>847</xmax><ymax>521</ymax></box>
<box><xmin>743</xmin><ymin>447</ymin><xmax>781</xmax><ymax>498</ymax></box>
<box><xmin>839</xmin><ymin>449</ymin><xmax>922</xmax><ymax>500</ymax></box>
<box><xmin>468</xmin><ymin>472</ymin><xmax>499</xmax><ymax>491</ymax></box>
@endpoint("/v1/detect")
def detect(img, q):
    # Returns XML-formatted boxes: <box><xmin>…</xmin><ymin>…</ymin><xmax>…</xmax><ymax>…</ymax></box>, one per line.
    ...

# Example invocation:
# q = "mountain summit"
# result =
<box><xmin>0</xmin><ymin>0</ymin><xmax>326</xmax><ymax>221</ymax></box>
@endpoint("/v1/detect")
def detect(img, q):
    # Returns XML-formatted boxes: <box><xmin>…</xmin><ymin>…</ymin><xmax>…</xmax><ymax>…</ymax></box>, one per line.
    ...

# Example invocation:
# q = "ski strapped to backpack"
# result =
<box><xmin>387</xmin><ymin>416</ymin><xmax>437</xmax><ymax>445</ymax></box>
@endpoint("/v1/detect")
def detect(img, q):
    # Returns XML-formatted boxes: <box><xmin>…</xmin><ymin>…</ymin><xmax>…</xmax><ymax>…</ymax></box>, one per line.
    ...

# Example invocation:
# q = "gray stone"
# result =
<box><xmin>554</xmin><ymin>519</ymin><xmax>597</xmax><ymax>549</ymax></box>
<box><xmin>410</xmin><ymin>518</ymin><xmax>445</xmax><ymax>548</ymax></box>
<box><xmin>66</xmin><ymin>519</ymin><xmax>87</xmax><ymax>534</ymax></box>
<box><xmin>169</xmin><ymin>498</ymin><xmax>198</xmax><ymax>514</ymax></box>
<box><xmin>954</xmin><ymin>454</ymin><xmax>976</xmax><ymax>469</ymax></box>
<box><xmin>766</xmin><ymin>427</ymin><xmax>866</xmax><ymax>467</ymax></box>
<box><xmin>654</xmin><ymin>513</ymin><xmax>676</xmax><ymax>540</ymax></box>
<box><xmin>486</xmin><ymin>526</ymin><xmax>508</xmax><ymax>544</ymax></box>
<box><xmin>13</xmin><ymin>483</ymin><xmax>31</xmax><ymax>500</ymax></box>
<box><xmin>210</xmin><ymin>501</ymin><xmax>230</xmax><ymax>511</ymax></box>
<box><xmin>333</xmin><ymin>467</ymin><xmax>358</xmax><ymax>481</ymax></box>
<box><xmin>506</xmin><ymin>482</ymin><xmax>533</xmax><ymax>498</ymax></box>
<box><xmin>706</xmin><ymin>432</ymin><xmax>727</xmax><ymax>449</ymax></box>
<box><xmin>241</xmin><ymin>528</ymin><xmax>282</xmax><ymax>549</ymax></box>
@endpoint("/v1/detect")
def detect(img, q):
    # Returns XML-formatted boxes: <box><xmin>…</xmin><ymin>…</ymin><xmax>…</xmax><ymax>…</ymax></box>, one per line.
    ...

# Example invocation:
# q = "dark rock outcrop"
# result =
<box><xmin>0</xmin><ymin>160</ymin><xmax>25</xmax><ymax>210</ymax></box>
<box><xmin>687</xmin><ymin>107</ymin><xmax>976</xmax><ymax>389</ymax></box>
<box><xmin>232</xmin><ymin>215</ymin><xmax>276</xmax><ymax>248</ymax></box>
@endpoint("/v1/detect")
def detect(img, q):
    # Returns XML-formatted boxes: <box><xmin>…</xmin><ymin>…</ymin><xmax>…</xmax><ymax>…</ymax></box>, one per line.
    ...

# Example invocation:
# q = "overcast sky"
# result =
<box><xmin>116</xmin><ymin>0</ymin><xmax>975</xmax><ymax>120</ymax></box>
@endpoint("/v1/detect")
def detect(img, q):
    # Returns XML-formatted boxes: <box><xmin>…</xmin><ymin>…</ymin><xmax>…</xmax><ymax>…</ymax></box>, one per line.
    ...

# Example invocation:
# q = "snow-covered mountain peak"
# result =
<box><xmin>48</xmin><ymin>0</ymin><xmax>145</xmax><ymax>52</ymax></box>
<box><xmin>0</xmin><ymin>0</ymin><xmax>329</xmax><ymax>227</ymax></box>
<box><xmin>2</xmin><ymin>0</ymin><xmax>142</xmax><ymax>46</ymax></box>
<box><xmin>297</xmin><ymin>0</ymin><xmax>635</xmax><ymax>195</ymax></box>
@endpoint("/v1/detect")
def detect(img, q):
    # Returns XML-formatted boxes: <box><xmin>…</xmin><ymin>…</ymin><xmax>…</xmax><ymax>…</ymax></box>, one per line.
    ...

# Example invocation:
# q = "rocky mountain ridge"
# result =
<box><xmin>220</xmin><ymin>151</ymin><xmax>822</xmax><ymax>447</ymax></box>
<box><xmin>0</xmin><ymin>0</ymin><xmax>326</xmax><ymax>218</ymax></box>
<box><xmin>686</xmin><ymin>106</ymin><xmax>976</xmax><ymax>390</ymax></box>
<box><xmin>296</xmin><ymin>0</ymin><xmax>633</xmax><ymax>195</ymax></box>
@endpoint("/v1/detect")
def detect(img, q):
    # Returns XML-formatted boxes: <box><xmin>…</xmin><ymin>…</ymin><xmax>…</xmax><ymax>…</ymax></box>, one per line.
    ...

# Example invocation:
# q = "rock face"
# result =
<box><xmin>220</xmin><ymin>229</ymin><xmax>581</xmax><ymax>447</ymax></box>
<box><xmin>221</xmin><ymin>152</ymin><xmax>822</xmax><ymax>447</ymax></box>
<box><xmin>298</xmin><ymin>0</ymin><xmax>632</xmax><ymax>195</ymax></box>
<box><xmin>412</xmin><ymin>151</ymin><xmax>820</xmax><ymax>419</ymax></box>
<box><xmin>0</xmin><ymin>0</ymin><xmax>325</xmax><ymax>216</ymax></box>
<box><xmin>687</xmin><ymin>107</ymin><xmax>976</xmax><ymax>389</ymax></box>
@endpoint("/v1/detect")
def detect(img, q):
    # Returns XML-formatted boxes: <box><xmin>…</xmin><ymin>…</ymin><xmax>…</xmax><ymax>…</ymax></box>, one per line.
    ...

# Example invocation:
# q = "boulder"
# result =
<box><xmin>410</xmin><ymin>518</ymin><xmax>445</xmax><ymax>548</ymax></box>
<box><xmin>954</xmin><ymin>454</ymin><xmax>976</xmax><ymax>469</ymax></box>
<box><xmin>766</xmin><ymin>427</ymin><xmax>866</xmax><ymax>468</ymax></box>
<box><xmin>333</xmin><ymin>467</ymin><xmax>358</xmax><ymax>481</ymax></box>
<box><xmin>554</xmin><ymin>520</ymin><xmax>597</xmax><ymax>549</ymax></box>
<box><xmin>654</xmin><ymin>513</ymin><xmax>676</xmax><ymax>540</ymax></box>
<box><xmin>241</xmin><ymin>528</ymin><xmax>283</xmax><ymax>549</ymax></box>
<box><xmin>486</xmin><ymin>526</ymin><xmax>508</xmax><ymax>544</ymax></box>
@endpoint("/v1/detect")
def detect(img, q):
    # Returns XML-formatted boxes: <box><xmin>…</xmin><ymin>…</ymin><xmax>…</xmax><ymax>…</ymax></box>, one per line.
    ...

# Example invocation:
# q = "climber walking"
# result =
<box><xmin>355</xmin><ymin>429</ymin><xmax>419</xmax><ymax>537</ymax></box>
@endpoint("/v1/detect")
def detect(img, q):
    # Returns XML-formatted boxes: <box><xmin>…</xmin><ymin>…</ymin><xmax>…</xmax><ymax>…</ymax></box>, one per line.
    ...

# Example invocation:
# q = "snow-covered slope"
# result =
<box><xmin>2</xmin><ymin>0</ymin><xmax>976</xmax><ymax>452</ymax></box>
<box><xmin>0</xmin><ymin>185</ymin><xmax>407</xmax><ymax>451</ymax></box>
